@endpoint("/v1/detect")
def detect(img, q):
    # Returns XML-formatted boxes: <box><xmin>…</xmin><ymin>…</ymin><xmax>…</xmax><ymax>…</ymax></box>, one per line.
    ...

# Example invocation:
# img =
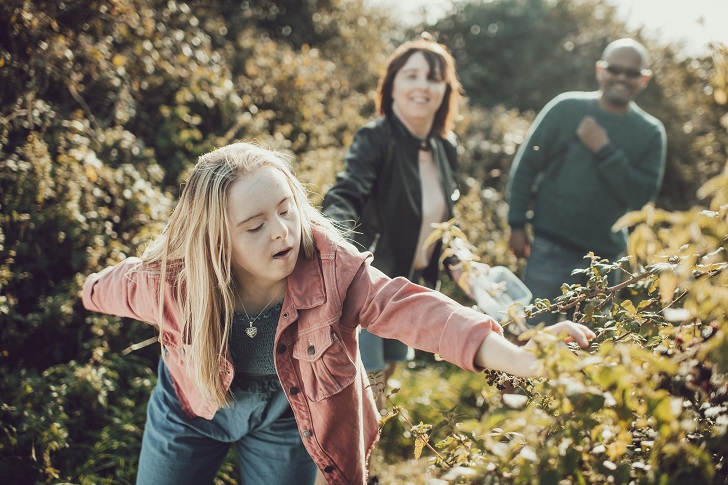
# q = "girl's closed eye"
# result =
<box><xmin>248</xmin><ymin>223</ymin><xmax>264</xmax><ymax>233</ymax></box>
<box><xmin>279</xmin><ymin>199</ymin><xmax>294</xmax><ymax>216</ymax></box>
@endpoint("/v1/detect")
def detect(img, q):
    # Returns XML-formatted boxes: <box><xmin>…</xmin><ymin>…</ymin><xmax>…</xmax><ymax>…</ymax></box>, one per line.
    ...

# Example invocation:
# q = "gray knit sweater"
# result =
<box><xmin>507</xmin><ymin>91</ymin><xmax>666</xmax><ymax>257</ymax></box>
<box><xmin>229</xmin><ymin>303</ymin><xmax>282</xmax><ymax>377</ymax></box>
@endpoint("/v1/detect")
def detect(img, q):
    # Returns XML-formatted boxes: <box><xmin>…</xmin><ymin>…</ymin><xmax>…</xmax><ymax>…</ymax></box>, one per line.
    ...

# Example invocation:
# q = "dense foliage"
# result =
<box><xmin>1</xmin><ymin>0</ymin><xmax>725</xmax><ymax>483</ymax></box>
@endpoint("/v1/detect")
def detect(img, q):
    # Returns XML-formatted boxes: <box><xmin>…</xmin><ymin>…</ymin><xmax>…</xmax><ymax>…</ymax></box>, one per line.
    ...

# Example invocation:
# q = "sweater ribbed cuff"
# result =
<box><xmin>595</xmin><ymin>143</ymin><xmax>617</xmax><ymax>161</ymax></box>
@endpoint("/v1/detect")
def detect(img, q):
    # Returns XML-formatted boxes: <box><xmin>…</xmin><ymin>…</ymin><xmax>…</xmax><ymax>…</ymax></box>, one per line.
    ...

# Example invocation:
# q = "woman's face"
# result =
<box><xmin>391</xmin><ymin>51</ymin><xmax>447</xmax><ymax>128</ymax></box>
<box><xmin>226</xmin><ymin>165</ymin><xmax>302</xmax><ymax>291</ymax></box>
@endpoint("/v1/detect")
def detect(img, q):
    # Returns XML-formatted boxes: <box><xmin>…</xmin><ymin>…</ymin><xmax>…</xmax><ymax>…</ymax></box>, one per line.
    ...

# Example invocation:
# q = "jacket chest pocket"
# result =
<box><xmin>292</xmin><ymin>326</ymin><xmax>356</xmax><ymax>402</ymax></box>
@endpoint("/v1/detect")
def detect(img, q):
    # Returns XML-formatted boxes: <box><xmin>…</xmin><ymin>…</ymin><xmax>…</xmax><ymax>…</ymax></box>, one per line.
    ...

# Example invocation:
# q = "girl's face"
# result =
<box><xmin>226</xmin><ymin>165</ymin><xmax>302</xmax><ymax>291</ymax></box>
<box><xmin>391</xmin><ymin>51</ymin><xmax>447</xmax><ymax>127</ymax></box>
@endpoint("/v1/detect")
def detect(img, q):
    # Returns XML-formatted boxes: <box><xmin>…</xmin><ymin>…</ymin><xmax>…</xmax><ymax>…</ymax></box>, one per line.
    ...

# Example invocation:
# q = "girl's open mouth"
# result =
<box><xmin>274</xmin><ymin>248</ymin><xmax>292</xmax><ymax>258</ymax></box>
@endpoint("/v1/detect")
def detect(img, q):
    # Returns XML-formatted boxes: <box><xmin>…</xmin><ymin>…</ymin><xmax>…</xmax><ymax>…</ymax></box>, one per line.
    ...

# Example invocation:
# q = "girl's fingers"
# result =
<box><xmin>554</xmin><ymin>322</ymin><xmax>595</xmax><ymax>348</ymax></box>
<box><xmin>535</xmin><ymin>322</ymin><xmax>596</xmax><ymax>349</ymax></box>
<box><xmin>573</xmin><ymin>331</ymin><xmax>589</xmax><ymax>348</ymax></box>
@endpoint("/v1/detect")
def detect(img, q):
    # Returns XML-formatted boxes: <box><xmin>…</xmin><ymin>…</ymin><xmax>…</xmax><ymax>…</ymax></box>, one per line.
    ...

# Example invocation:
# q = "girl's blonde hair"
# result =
<box><xmin>142</xmin><ymin>142</ymin><xmax>340</xmax><ymax>406</ymax></box>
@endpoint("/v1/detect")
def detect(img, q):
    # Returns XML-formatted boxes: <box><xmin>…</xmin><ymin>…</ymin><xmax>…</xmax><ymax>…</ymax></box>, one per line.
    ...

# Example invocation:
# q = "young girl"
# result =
<box><xmin>82</xmin><ymin>142</ymin><xmax>595</xmax><ymax>485</ymax></box>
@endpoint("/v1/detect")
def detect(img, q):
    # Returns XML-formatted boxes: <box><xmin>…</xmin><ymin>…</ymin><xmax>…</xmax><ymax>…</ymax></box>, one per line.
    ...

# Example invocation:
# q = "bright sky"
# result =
<box><xmin>368</xmin><ymin>0</ymin><xmax>728</xmax><ymax>56</ymax></box>
<box><xmin>616</xmin><ymin>0</ymin><xmax>727</xmax><ymax>55</ymax></box>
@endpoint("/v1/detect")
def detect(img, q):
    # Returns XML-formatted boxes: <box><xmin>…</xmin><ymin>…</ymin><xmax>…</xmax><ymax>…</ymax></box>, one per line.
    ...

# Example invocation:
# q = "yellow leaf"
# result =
<box><xmin>720</xmin><ymin>113</ymin><xmax>728</xmax><ymax>129</ymax></box>
<box><xmin>423</xmin><ymin>230</ymin><xmax>442</xmax><ymax>248</ymax></box>
<box><xmin>697</xmin><ymin>173</ymin><xmax>728</xmax><ymax>200</ymax></box>
<box><xmin>377</xmin><ymin>409</ymin><xmax>399</xmax><ymax>429</ymax></box>
<box><xmin>85</xmin><ymin>165</ymin><xmax>97</xmax><ymax>183</ymax></box>
<box><xmin>620</xmin><ymin>300</ymin><xmax>637</xmax><ymax>315</ymax></box>
<box><xmin>643</xmin><ymin>276</ymin><xmax>657</xmax><ymax>296</ymax></box>
<box><xmin>637</xmin><ymin>300</ymin><xmax>652</xmax><ymax>310</ymax></box>
<box><xmin>714</xmin><ymin>87</ymin><xmax>728</xmax><ymax>105</ymax></box>
<box><xmin>653</xmin><ymin>396</ymin><xmax>677</xmax><ymax>423</ymax></box>
<box><xmin>606</xmin><ymin>433</ymin><xmax>630</xmax><ymax>460</ymax></box>
<box><xmin>112</xmin><ymin>54</ymin><xmax>126</xmax><ymax>67</ymax></box>
<box><xmin>414</xmin><ymin>435</ymin><xmax>428</xmax><ymax>460</ymax></box>
<box><xmin>627</xmin><ymin>224</ymin><xmax>656</xmax><ymax>262</ymax></box>
<box><xmin>659</xmin><ymin>273</ymin><xmax>679</xmax><ymax>305</ymax></box>
<box><xmin>613</xmin><ymin>210</ymin><xmax>645</xmax><ymax>231</ymax></box>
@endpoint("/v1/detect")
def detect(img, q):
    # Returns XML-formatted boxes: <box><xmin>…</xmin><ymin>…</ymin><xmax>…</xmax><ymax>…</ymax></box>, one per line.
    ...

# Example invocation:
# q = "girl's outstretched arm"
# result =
<box><xmin>83</xmin><ymin>257</ymin><xmax>161</xmax><ymax>325</ymax></box>
<box><xmin>474</xmin><ymin>321</ymin><xmax>596</xmax><ymax>378</ymax></box>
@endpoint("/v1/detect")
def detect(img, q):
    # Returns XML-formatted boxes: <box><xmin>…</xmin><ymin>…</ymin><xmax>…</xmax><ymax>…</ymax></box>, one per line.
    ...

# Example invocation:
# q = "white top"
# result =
<box><xmin>412</xmin><ymin>148</ymin><xmax>447</xmax><ymax>271</ymax></box>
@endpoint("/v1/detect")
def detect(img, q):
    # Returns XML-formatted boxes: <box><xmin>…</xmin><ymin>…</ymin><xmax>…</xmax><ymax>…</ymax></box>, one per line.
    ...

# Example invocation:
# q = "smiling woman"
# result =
<box><xmin>321</xmin><ymin>36</ymin><xmax>466</xmax><ymax>410</ymax></box>
<box><xmin>390</xmin><ymin>51</ymin><xmax>447</xmax><ymax>138</ymax></box>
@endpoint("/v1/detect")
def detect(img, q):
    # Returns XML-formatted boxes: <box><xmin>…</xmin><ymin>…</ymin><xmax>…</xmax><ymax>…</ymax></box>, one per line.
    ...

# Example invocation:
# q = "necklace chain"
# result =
<box><xmin>238</xmin><ymin>289</ymin><xmax>283</xmax><ymax>339</ymax></box>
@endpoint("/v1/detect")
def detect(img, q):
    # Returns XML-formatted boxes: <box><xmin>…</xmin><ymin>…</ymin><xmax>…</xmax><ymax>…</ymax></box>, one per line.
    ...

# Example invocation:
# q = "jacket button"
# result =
<box><xmin>324</xmin><ymin>465</ymin><xmax>334</xmax><ymax>473</ymax></box>
<box><xmin>283</xmin><ymin>312</ymin><xmax>289</xmax><ymax>318</ymax></box>
<box><xmin>277</xmin><ymin>343</ymin><xmax>286</xmax><ymax>353</ymax></box>
<box><xmin>302</xmin><ymin>430</ymin><xmax>312</xmax><ymax>438</ymax></box>
<box><xmin>290</xmin><ymin>387</ymin><xmax>300</xmax><ymax>395</ymax></box>
<box><xmin>307</xmin><ymin>344</ymin><xmax>315</xmax><ymax>355</ymax></box>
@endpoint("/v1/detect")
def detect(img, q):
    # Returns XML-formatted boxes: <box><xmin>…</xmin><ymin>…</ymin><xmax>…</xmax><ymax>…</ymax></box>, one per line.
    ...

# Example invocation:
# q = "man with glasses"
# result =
<box><xmin>507</xmin><ymin>38</ymin><xmax>666</xmax><ymax>326</ymax></box>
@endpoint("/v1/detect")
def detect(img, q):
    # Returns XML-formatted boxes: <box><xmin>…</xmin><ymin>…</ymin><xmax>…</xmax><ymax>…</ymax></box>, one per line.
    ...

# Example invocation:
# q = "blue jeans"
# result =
<box><xmin>358</xmin><ymin>328</ymin><xmax>413</xmax><ymax>372</ymax></box>
<box><xmin>523</xmin><ymin>236</ymin><xmax>620</xmax><ymax>327</ymax></box>
<box><xmin>136</xmin><ymin>358</ymin><xmax>317</xmax><ymax>485</ymax></box>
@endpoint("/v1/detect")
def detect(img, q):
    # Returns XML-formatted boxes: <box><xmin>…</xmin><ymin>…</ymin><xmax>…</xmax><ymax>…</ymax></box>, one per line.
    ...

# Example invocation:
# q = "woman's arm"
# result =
<box><xmin>321</xmin><ymin>125</ymin><xmax>384</xmax><ymax>229</ymax></box>
<box><xmin>475</xmin><ymin>321</ymin><xmax>595</xmax><ymax>377</ymax></box>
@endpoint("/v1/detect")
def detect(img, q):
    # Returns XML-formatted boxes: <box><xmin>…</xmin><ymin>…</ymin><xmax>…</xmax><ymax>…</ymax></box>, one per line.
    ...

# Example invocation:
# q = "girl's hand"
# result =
<box><xmin>524</xmin><ymin>320</ymin><xmax>596</xmax><ymax>351</ymax></box>
<box><xmin>544</xmin><ymin>320</ymin><xmax>596</xmax><ymax>348</ymax></box>
<box><xmin>521</xmin><ymin>321</ymin><xmax>596</xmax><ymax>377</ymax></box>
<box><xmin>476</xmin><ymin>321</ymin><xmax>596</xmax><ymax>378</ymax></box>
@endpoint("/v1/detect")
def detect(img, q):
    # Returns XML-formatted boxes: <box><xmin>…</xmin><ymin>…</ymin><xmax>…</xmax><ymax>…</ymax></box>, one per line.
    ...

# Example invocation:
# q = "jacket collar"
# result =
<box><xmin>285</xmin><ymin>227</ymin><xmax>336</xmax><ymax>310</ymax></box>
<box><xmin>388</xmin><ymin>113</ymin><xmax>434</xmax><ymax>152</ymax></box>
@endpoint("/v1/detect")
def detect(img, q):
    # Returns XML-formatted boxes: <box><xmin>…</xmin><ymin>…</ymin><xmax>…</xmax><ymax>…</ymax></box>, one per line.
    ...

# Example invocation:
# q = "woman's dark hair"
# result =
<box><xmin>376</xmin><ymin>37</ymin><xmax>462</xmax><ymax>137</ymax></box>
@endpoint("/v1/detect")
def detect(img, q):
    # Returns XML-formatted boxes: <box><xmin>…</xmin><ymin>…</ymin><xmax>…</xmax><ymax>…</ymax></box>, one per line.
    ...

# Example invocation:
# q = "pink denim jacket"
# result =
<box><xmin>82</xmin><ymin>228</ymin><xmax>502</xmax><ymax>484</ymax></box>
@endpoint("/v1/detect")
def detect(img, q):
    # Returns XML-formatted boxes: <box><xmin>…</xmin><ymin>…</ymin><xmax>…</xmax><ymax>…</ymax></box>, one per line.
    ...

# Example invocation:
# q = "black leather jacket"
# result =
<box><xmin>322</xmin><ymin>114</ymin><xmax>460</xmax><ymax>287</ymax></box>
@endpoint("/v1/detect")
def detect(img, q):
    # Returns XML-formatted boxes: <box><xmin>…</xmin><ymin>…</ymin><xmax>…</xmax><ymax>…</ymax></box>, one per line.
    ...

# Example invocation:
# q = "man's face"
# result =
<box><xmin>596</xmin><ymin>47</ymin><xmax>651</xmax><ymax>108</ymax></box>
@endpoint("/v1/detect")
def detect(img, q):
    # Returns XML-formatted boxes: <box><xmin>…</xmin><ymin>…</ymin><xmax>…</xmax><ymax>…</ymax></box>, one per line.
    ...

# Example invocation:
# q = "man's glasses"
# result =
<box><xmin>598</xmin><ymin>61</ymin><xmax>650</xmax><ymax>79</ymax></box>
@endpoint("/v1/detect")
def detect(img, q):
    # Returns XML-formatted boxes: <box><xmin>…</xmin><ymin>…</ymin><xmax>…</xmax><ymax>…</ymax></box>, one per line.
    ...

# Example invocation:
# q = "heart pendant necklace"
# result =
<box><xmin>239</xmin><ymin>289</ymin><xmax>283</xmax><ymax>339</ymax></box>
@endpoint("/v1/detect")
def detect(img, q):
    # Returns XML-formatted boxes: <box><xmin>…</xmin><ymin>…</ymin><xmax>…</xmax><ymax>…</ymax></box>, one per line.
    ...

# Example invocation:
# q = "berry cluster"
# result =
<box><xmin>483</xmin><ymin>369</ymin><xmax>531</xmax><ymax>392</ymax></box>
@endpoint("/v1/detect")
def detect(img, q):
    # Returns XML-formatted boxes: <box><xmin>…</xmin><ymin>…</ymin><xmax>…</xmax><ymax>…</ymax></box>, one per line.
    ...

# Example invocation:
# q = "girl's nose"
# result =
<box><xmin>271</xmin><ymin>216</ymin><xmax>289</xmax><ymax>239</ymax></box>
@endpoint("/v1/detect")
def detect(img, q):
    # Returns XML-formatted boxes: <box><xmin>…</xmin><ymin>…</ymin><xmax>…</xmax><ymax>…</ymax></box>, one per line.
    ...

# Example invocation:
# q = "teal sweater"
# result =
<box><xmin>507</xmin><ymin>91</ymin><xmax>666</xmax><ymax>257</ymax></box>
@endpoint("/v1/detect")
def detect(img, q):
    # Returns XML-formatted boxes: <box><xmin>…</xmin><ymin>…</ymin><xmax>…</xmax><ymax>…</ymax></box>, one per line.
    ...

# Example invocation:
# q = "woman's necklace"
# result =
<box><xmin>238</xmin><ymin>290</ymin><xmax>283</xmax><ymax>339</ymax></box>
